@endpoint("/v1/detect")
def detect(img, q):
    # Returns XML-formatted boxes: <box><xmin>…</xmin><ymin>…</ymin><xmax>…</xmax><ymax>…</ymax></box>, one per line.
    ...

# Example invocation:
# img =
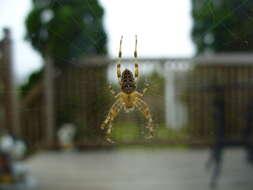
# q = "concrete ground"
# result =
<box><xmin>26</xmin><ymin>148</ymin><xmax>253</xmax><ymax>190</ymax></box>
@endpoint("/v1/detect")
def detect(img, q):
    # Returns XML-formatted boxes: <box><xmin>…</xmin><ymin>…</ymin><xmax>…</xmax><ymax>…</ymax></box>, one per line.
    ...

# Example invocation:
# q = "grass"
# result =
<box><xmin>111</xmin><ymin>123</ymin><xmax>140</xmax><ymax>143</ymax></box>
<box><xmin>111</xmin><ymin>123</ymin><xmax>189</xmax><ymax>145</ymax></box>
<box><xmin>156</xmin><ymin>124</ymin><xmax>189</xmax><ymax>141</ymax></box>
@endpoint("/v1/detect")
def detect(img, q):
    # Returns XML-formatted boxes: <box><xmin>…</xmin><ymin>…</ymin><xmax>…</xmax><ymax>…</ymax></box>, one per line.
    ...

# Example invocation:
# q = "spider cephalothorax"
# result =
<box><xmin>100</xmin><ymin>35</ymin><xmax>154</xmax><ymax>143</ymax></box>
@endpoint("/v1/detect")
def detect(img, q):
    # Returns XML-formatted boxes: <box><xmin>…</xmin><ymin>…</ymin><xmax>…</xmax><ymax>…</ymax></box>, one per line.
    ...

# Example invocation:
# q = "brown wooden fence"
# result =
<box><xmin>18</xmin><ymin>55</ymin><xmax>253</xmax><ymax>148</ymax></box>
<box><xmin>183</xmin><ymin>55</ymin><xmax>253</xmax><ymax>140</ymax></box>
<box><xmin>20</xmin><ymin>82</ymin><xmax>44</xmax><ymax>148</ymax></box>
<box><xmin>1</xmin><ymin>30</ymin><xmax>253</xmax><ymax>148</ymax></box>
<box><xmin>20</xmin><ymin>57</ymin><xmax>110</xmax><ymax>149</ymax></box>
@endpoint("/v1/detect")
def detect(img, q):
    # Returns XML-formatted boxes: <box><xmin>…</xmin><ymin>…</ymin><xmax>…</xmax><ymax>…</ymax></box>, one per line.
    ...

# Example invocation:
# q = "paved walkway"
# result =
<box><xmin>26</xmin><ymin>148</ymin><xmax>253</xmax><ymax>190</ymax></box>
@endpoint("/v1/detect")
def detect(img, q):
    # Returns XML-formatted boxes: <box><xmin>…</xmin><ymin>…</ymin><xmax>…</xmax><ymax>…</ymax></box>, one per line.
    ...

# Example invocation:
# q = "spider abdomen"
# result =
<box><xmin>121</xmin><ymin>69</ymin><xmax>136</xmax><ymax>94</ymax></box>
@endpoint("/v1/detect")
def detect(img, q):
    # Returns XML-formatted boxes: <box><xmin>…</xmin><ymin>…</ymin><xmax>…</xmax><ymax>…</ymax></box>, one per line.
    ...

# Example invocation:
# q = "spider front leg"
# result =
<box><xmin>101</xmin><ymin>99</ymin><xmax>122</xmax><ymax>143</ymax></box>
<box><xmin>108</xmin><ymin>84</ymin><xmax>117</xmax><ymax>96</ymax></box>
<box><xmin>134</xmin><ymin>35</ymin><xmax>139</xmax><ymax>79</ymax></box>
<box><xmin>142</xmin><ymin>83</ymin><xmax>150</xmax><ymax>95</ymax></box>
<box><xmin>117</xmin><ymin>36</ymin><xmax>123</xmax><ymax>82</ymax></box>
<box><xmin>136</xmin><ymin>98</ymin><xmax>154</xmax><ymax>139</ymax></box>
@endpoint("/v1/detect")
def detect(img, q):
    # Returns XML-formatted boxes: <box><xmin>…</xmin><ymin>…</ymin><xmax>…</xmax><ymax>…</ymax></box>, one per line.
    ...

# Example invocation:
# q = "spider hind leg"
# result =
<box><xmin>136</xmin><ymin>97</ymin><xmax>154</xmax><ymax>139</ymax></box>
<box><xmin>101</xmin><ymin>99</ymin><xmax>122</xmax><ymax>143</ymax></box>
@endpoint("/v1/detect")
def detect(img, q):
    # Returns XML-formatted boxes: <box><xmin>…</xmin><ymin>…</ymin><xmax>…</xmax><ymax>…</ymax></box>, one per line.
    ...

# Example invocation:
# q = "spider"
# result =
<box><xmin>101</xmin><ymin>35</ymin><xmax>154</xmax><ymax>143</ymax></box>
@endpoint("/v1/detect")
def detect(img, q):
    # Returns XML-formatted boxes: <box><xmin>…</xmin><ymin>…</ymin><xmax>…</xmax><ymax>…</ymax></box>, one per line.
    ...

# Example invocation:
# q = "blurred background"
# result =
<box><xmin>0</xmin><ymin>0</ymin><xmax>253</xmax><ymax>189</ymax></box>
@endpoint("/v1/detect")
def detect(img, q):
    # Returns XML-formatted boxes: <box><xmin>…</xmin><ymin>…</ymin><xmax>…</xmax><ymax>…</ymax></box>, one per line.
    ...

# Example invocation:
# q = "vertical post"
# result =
<box><xmin>0</xmin><ymin>36</ymin><xmax>3</xmax><ymax>129</ymax></box>
<box><xmin>44</xmin><ymin>55</ymin><xmax>55</xmax><ymax>146</ymax></box>
<box><xmin>164</xmin><ymin>61</ymin><xmax>186</xmax><ymax>129</ymax></box>
<box><xmin>1</xmin><ymin>28</ymin><xmax>20</xmax><ymax>135</ymax></box>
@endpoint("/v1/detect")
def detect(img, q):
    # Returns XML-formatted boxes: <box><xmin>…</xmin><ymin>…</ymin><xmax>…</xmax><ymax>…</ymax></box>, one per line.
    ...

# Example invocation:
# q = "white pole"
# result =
<box><xmin>164</xmin><ymin>63</ymin><xmax>187</xmax><ymax>129</ymax></box>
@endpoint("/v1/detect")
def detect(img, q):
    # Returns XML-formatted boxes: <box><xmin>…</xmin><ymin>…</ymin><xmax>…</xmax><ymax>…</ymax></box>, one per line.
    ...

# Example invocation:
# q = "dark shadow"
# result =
<box><xmin>206</xmin><ymin>87</ymin><xmax>225</xmax><ymax>189</ymax></box>
<box><xmin>0</xmin><ymin>151</ymin><xmax>13</xmax><ymax>183</ymax></box>
<box><xmin>244</xmin><ymin>103</ymin><xmax>253</xmax><ymax>164</ymax></box>
<box><xmin>206</xmin><ymin>85</ymin><xmax>253</xmax><ymax>188</ymax></box>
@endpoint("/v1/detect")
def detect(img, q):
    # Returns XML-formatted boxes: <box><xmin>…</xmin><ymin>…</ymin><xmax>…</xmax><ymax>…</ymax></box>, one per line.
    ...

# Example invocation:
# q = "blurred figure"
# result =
<box><xmin>0</xmin><ymin>151</ymin><xmax>14</xmax><ymax>184</ymax></box>
<box><xmin>0</xmin><ymin>132</ymin><xmax>36</xmax><ymax>189</ymax></box>
<box><xmin>57</xmin><ymin>123</ymin><xmax>76</xmax><ymax>151</ymax></box>
<box><xmin>0</xmin><ymin>134</ymin><xmax>26</xmax><ymax>160</ymax></box>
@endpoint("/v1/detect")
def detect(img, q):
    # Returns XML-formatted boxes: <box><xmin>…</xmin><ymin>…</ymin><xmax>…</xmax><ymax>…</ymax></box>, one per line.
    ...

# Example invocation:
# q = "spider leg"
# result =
<box><xmin>142</xmin><ymin>83</ymin><xmax>150</xmax><ymax>95</ymax></box>
<box><xmin>117</xmin><ymin>36</ymin><xmax>123</xmax><ymax>82</ymax></box>
<box><xmin>135</xmin><ymin>97</ymin><xmax>154</xmax><ymax>139</ymax></box>
<box><xmin>134</xmin><ymin>35</ymin><xmax>139</xmax><ymax>79</ymax></box>
<box><xmin>134</xmin><ymin>83</ymin><xmax>149</xmax><ymax>97</ymax></box>
<box><xmin>108</xmin><ymin>84</ymin><xmax>117</xmax><ymax>96</ymax></box>
<box><xmin>101</xmin><ymin>99</ymin><xmax>122</xmax><ymax>143</ymax></box>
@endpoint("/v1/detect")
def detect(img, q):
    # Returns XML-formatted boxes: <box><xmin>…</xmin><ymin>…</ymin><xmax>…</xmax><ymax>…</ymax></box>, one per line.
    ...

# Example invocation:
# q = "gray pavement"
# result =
<box><xmin>26</xmin><ymin>148</ymin><xmax>253</xmax><ymax>190</ymax></box>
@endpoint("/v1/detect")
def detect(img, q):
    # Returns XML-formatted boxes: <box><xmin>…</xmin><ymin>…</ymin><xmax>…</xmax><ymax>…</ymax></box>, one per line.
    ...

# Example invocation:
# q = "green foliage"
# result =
<box><xmin>19</xmin><ymin>69</ymin><xmax>43</xmax><ymax>97</ymax></box>
<box><xmin>192</xmin><ymin>0</ymin><xmax>253</xmax><ymax>54</ymax></box>
<box><xmin>22</xmin><ymin>0</ymin><xmax>107</xmax><ymax>99</ymax></box>
<box><xmin>25</xmin><ymin>0</ymin><xmax>107</xmax><ymax>65</ymax></box>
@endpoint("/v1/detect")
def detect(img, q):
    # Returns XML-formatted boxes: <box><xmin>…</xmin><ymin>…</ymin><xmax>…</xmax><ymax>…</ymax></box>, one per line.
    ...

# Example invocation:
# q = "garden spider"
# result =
<box><xmin>101</xmin><ymin>35</ymin><xmax>154</xmax><ymax>143</ymax></box>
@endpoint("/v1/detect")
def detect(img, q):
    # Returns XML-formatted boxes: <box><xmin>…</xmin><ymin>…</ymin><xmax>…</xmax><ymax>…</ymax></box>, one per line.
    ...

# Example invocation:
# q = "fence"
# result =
<box><xmin>184</xmin><ymin>55</ymin><xmax>253</xmax><ymax>140</ymax></box>
<box><xmin>18</xmin><ymin>54</ymin><xmax>253</xmax><ymax>149</ymax></box>
<box><xmin>0</xmin><ymin>29</ymin><xmax>252</xmax><ymax>151</ymax></box>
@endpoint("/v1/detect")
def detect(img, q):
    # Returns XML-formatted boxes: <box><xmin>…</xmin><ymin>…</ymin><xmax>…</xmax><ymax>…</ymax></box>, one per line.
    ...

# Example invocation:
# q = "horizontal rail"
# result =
<box><xmin>76</xmin><ymin>53</ymin><xmax>253</xmax><ymax>66</ymax></box>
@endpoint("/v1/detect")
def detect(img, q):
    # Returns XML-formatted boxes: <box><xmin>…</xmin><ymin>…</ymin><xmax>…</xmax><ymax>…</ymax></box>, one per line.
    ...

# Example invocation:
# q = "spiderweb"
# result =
<box><xmin>1</xmin><ymin>0</ymin><xmax>253</xmax><ymax>142</ymax></box>
<box><xmin>1</xmin><ymin>1</ymin><xmax>253</xmax><ymax>189</ymax></box>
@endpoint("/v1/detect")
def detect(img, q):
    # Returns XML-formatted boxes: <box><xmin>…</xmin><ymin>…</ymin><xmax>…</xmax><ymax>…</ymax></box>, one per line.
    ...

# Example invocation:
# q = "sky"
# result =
<box><xmin>0</xmin><ymin>0</ymin><xmax>195</xmax><ymax>82</ymax></box>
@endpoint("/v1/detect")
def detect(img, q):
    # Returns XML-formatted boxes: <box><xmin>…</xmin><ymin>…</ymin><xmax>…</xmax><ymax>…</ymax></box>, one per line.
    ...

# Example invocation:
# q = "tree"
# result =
<box><xmin>25</xmin><ymin>0</ymin><xmax>107</xmax><ymax>65</ymax></box>
<box><xmin>188</xmin><ymin>0</ymin><xmax>253</xmax><ymax>142</ymax></box>
<box><xmin>192</xmin><ymin>0</ymin><xmax>253</xmax><ymax>54</ymax></box>
<box><xmin>24</xmin><ymin>0</ymin><xmax>108</xmax><ymax>143</ymax></box>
